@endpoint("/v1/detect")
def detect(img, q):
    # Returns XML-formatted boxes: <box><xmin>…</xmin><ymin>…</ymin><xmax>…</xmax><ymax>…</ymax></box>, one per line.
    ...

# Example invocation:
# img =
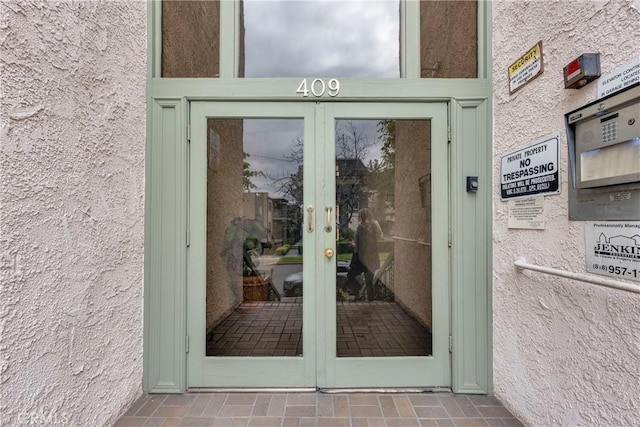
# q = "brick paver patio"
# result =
<box><xmin>114</xmin><ymin>392</ymin><xmax>522</xmax><ymax>426</ymax></box>
<box><xmin>116</xmin><ymin>302</ymin><xmax>522</xmax><ymax>426</ymax></box>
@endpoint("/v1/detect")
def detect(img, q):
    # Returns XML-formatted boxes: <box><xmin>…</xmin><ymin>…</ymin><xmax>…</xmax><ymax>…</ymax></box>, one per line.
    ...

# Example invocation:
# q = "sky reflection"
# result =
<box><xmin>244</xmin><ymin>0</ymin><xmax>400</xmax><ymax>78</ymax></box>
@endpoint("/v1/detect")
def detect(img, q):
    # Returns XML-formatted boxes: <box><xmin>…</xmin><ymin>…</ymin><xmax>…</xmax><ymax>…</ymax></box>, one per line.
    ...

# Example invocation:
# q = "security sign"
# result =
<box><xmin>508</xmin><ymin>41</ymin><xmax>543</xmax><ymax>93</ymax></box>
<box><xmin>500</xmin><ymin>136</ymin><xmax>560</xmax><ymax>200</ymax></box>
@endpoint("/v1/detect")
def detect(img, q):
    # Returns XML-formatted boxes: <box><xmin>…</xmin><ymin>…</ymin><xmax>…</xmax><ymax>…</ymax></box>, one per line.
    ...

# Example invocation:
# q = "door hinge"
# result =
<box><xmin>186</xmin><ymin>230</ymin><xmax>190</xmax><ymax>247</ymax></box>
<box><xmin>448</xmin><ymin>230</ymin><xmax>452</xmax><ymax>248</ymax></box>
<box><xmin>187</xmin><ymin>124</ymin><xmax>191</xmax><ymax>142</ymax></box>
<box><xmin>447</xmin><ymin>126</ymin><xmax>451</xmax><ymax>143</ymax></box>
<box><xmin>449</xmin><ymin>335</ymin><xmax>453</xmax><ymax>353</ymax></box>
<box><xmin>186</xmin><ymin>335</ymin><xmax>190</xmax><ymax>353</ymax></box>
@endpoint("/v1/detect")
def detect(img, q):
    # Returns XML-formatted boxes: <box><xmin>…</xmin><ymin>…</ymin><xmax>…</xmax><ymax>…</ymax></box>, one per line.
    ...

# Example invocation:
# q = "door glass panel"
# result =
<box><xmin>162</xmin><ymin>0</ymin><xmax>220</xmax><ymax>77</ymax></box>
<box><xmin>243</xmin><ymin>0</ymin><xmax>400</xmax><ymax>78</ymax></box>
<box><xmin>420</xmin><ymin>0</ymin><xmax>477</xmax><ymax>78</ymax></box>
<box><xmin>206</xmin><ymin>118</ymin><xmax>305</xmax><ymax>357</ymax></box>
<box><xmin>335</xmin><ymin>119</ymin><xmax>433</xmax><ymax>357</ymax></box>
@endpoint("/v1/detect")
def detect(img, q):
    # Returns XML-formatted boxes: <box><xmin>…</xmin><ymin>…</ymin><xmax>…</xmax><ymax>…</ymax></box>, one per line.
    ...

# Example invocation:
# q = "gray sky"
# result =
<box><xmin>244</xmin><ymin>0</ymin><xmax>400</xmax><ymax>78</ymax></box>
<box><xmin>240</xmin><ymin>0</ymin><xmax>399</xmax><ymax>197</ymax></box>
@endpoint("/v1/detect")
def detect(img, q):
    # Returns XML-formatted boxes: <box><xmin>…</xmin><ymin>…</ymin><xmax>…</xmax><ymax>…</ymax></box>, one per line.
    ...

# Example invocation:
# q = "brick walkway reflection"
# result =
<box><xmin>207</xmin><ymin>301</ymin><xmax>431</xmax><ymax>357</ymax></box>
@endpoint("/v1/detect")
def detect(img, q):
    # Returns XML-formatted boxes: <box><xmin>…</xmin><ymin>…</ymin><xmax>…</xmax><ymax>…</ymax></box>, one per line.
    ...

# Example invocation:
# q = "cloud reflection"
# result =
<box><xmin>244</xmin><ymin>0</ymin><xmax>400</xmax><ymax>78</ymax></box>
<box><xmin>241</xmin><ymin>0</ymin><xmax>397</xmax><ymax>196</ymax></box>
<box><xmin>244</xmin><ymin>119</ymin><xmax>384</xmax><ymax>197</ymax></box>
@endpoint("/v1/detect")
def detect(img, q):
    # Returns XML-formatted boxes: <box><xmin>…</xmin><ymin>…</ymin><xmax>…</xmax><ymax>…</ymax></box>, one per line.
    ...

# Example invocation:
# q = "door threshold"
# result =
<box><xmin>187</xmin><ymin>387</ymin><xmax>452</xmax><ymax>394</ymax></box>
<box><xmin>320</xmin><ymin>387</ymin><xmax>452</xmax><ymax>394</ymax></box>
<box><xmin>188</xmin><ymin>387</ymin><xmax>317</xmax><ymax>393</ymax></box>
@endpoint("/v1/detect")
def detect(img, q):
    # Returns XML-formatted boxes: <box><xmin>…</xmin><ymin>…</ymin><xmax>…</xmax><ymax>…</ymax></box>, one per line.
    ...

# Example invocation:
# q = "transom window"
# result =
<box><xmin>158</xmin><ymin>0</ymin><xmax>479</xmax><ymax>79</ymax></box>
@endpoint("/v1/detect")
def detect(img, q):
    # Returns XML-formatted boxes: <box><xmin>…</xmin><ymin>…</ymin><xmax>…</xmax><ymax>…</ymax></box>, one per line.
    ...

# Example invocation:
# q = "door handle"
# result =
<box><xmin>307</xmin><ymin>205</ymin><xmax>314</xmax><ymax>233</ymax></box>
<box><xmin>324</xmin><ymin>248</ymin><xmax>335</xmax><ymax>258</ymax></box>
<box><xmin>324</xmin><ymin>206</ymin><xmax>333</xmax><ymax>233</ymax></box>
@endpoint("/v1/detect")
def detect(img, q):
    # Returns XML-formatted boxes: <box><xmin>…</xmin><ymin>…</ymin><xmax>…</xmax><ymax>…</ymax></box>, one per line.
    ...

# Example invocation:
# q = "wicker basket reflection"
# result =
<box><xmin>242</xmin><ymin>275</ymin><xmax>270</xmax><ymax>302</ymax></box>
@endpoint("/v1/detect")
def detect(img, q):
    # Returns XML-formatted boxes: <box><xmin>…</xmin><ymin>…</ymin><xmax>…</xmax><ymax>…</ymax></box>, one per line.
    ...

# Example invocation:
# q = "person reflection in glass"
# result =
<box><xmin>344</xmin><ymin>208</ymin><xmax>380</xmax><ymax>301</ymax></box>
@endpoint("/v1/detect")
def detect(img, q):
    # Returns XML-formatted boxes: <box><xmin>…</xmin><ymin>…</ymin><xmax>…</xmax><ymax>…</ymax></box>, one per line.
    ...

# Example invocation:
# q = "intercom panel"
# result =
<box><xmin>566</xmin><ymin>83</ymin><xmax>640</xmax><ymax>220</ymax></box>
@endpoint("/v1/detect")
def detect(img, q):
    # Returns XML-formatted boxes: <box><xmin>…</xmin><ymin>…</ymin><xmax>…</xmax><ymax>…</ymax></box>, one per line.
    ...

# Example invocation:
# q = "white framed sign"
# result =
<box><xmin>508</xmin><ymin>197</ymin><xmax>545</xmax><ymax>230</ymax></box>
<box><xmin>585</xmin><ymin>222</ymin><xmax>640</xmax><ymax>282</ymax></box>
<box><xmin>597</xmin><ymin>59</ymin><xmax>640</xmax><ymax>99</ymax></box>
<box><xmin>500</xmin><ymin>136</ymin><xmax>560</xmax><ymax>200</ymax></box>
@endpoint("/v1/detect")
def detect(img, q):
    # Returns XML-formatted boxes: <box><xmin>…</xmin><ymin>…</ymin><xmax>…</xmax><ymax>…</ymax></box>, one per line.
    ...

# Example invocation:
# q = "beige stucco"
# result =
<box><xmin>3</xmin><ymin>0</ymin><xmax>640</xmax><ymax>425</ymax></box>
<box><xmin>206</xmin><ymin>120</ymin><xmax>244</xmax><ymax>331</ymax></box>
<box><xmin>492</xmin><ymin>0</ymin><xmax>640</xmax><ymax>424</ymax></box>
<box><xmin>162</xmin><ymin>0</ymin><xmax>220</xmax><ymax>77</ymax></box>
<box><xmin>394</xmin><ymin>121</ymin><xmax>433</xmax><ymax>329</ymax></box>
<box><xmin>391</xmin><ymin>0</ymin><xmax>478</xmax><ymax>331</ymax></box>
<box><xmin>0</xmin><ymin>1</ymin><xmax>146</xmax><ymax>426</ymax></box>
<box><xmin>420</xmin><ymin>0</ymin><xmax>477</xmax><ymax>78</ymax></box>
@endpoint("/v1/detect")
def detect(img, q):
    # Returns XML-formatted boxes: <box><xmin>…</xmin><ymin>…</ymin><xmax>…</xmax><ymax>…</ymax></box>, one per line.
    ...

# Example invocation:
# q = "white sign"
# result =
<box><xmin>585</xmin><ymin>222</ymin><xmax>640</xmax><ymax>282</ymax></box>
<box><xmin>508</xmin><ymin>41</ymin><xmax>543</xmax><ymax>94</ymax></box>
<box><xmin>597</xmin><ymin>59</ymin><xmax>640</xmax><ymax>99</ymax></box>
<box><xmin>500</xmin><ymin>136</ymin><xmax>560</xmax><ymax>200</ymax></box>
<box><xmin>508</xmin><ymin>197</ymin><xmax>545</xmax><ymax>229</ymax></box>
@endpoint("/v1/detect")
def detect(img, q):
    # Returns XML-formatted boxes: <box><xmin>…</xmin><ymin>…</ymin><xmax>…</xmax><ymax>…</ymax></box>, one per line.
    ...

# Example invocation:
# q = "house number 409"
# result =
<box><xmin>296</xmin><ymin>78</ymin><xmax>340</xmax><ymax>97</ymax></box>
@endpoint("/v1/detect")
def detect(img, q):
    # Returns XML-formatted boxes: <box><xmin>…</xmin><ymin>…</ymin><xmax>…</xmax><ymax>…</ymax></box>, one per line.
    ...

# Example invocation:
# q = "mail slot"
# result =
<box><xmin>565</xmin><ymin>83</ymin><xmax>640</xmax><ymax>220</ymax></box>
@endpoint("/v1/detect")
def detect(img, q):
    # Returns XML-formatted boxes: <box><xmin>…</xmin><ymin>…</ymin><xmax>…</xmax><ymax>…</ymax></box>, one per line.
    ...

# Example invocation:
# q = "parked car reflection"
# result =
<box><xmin>282</xmin><ymin>261</ymin><xmax>358</xmax><ymax>297</ymax></box>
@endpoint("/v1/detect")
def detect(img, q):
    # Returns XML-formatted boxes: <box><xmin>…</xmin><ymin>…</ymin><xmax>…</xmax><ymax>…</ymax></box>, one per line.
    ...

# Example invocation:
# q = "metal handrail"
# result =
<box><xmin>514</xmin><ymin>258</ymin><xmax>640</xmax><ymax>295</ymax></box>
<box><xmin>392</xmin><ymin>235</ymin><xmax>431</xmax><ymax>246</ymax></box>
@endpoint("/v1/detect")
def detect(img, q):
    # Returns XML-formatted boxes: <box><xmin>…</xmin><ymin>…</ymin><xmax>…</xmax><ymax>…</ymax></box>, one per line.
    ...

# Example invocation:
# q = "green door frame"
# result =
<box><xmin>186</xmin><ymin>101</ymin><xmax>452</xmax><ymax>389</ymax></box>
<box><xmin>318</xmin><ymin>102</ymin><xmax>451</xmax><ymax>389</ymax></box>
<box><xmin>186</xmin><ymin>101</ymin><xmax>318</xmax><ymax>388</ymax></box>
<box><xmin>143</xmin><ymin>0</ymin><xmax>493</xmax><ymax>394</ymax></box>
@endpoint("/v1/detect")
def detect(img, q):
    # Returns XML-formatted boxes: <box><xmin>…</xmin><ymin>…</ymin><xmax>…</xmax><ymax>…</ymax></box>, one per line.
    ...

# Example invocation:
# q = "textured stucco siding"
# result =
<box><xmin>0</xmin><ymin>1</ymin><xmax>146</xmax><ymax>426</ymax></box>
<box><xmin>492</xmin><ymin>1</ymin><xmax>640</xmax><ymax>425</ymax></box>
<box><xmin>394</xmin><ymin>121</ymin><xmax>432</xmax><ymax>329</ymax></box>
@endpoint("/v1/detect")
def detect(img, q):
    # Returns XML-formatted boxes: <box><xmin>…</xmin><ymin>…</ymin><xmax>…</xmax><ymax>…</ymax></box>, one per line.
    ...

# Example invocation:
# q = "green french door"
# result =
<box><xmin>187</xmin><ymin>101</ymin><xmax>450</xmax><ymax>389</ymax></box>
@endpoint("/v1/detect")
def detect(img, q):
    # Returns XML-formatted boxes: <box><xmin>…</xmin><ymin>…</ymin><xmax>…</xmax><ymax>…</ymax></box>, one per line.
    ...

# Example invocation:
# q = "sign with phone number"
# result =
<box><xmin>585</xmin><ymin>222</ymin><xmax>640</xmax><ymax>283</ymax></box>
<box><xmin>590</xmin><ymin>263</ymin><xmax>638</xmax><ymax>279</ymax></box>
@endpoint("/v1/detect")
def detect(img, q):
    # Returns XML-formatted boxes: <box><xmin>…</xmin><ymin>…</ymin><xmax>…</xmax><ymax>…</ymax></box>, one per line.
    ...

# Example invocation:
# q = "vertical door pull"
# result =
<box><xmin>307</xmin><ymin>205</ymin><xmax>314</xmax><ymax>233</ymax></box>
<box><xmin>324</xmin><ymin>206</ymin><xmax>333</xmax><ymax>233</ymax></box>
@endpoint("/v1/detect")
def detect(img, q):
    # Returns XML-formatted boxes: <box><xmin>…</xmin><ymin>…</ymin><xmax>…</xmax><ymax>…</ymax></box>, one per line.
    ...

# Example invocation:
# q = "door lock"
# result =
<box><xmin>324</xmin><ymin>206</ymin><xmax>333</xmax><ymax>233</ymax></box>
<box><xmin>324</xmin><ymin>248</ymin><xmax>335</xmax><ymax>258</ymax></box>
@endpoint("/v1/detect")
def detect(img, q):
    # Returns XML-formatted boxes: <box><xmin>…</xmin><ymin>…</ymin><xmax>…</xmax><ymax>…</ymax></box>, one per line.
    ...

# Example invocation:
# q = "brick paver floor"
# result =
<box><xmin>114</xmin><ymin>392</ymin><xmax>523</xmax><ymax>426</ymax></box>
<box><xmin>118</xmin><ymin>304</ymin><xmax>522</xmax><ymax>426</ymax></box>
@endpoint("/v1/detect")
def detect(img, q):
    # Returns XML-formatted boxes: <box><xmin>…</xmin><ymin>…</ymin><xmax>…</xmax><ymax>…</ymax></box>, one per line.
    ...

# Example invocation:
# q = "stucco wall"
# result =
<box><xmin>207</xmin><ymin>120</ymin><xmax>244</xmax><ymax>331</ymax></box>
<box><xmin>0</xmin><ymin>1</ymin><xmax>146</xmax><ymax>426</ymax></box>
<box><xmin>492</xmin><ymin>1</ymin><xmax>640</xmax><ymax>425</ymax></box>
<box><xmin>394</xmin><ymin>121</ymin><xmax>432</xmax><ymax>329</ymax></box>
<box><xmin>420</xmin><ymin>0</ymin><xmax>477</xmax><ymax>78</ymax></box>
<box><xmin>162</xmin><ymin>0</ymin><xmax>220</xmax><ymax>77</ymax></box>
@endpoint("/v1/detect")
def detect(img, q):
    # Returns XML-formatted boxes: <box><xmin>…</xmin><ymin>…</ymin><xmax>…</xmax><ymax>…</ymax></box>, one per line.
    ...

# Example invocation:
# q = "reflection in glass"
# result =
<box><xmin>335</xmin><ymin>119</ymin><xmax>433</xmax><ymax>357</ymax></box>
<box><xmin>580</xmin><ymin>139</ymin><xmax>640</xmax><ymax>185</ymax></box>
<box><xmin>206</xmin><ymin>119</ymin><xmax>305</xmax><ymax>357</ymax></box>
<box><xmin>244</xmin><ymin>0</ymin><xmax>400</xmax><ymax>78</ymax></box>
<box><xmin>162</xmin><ymin>0</ymin><xmax>220</xmax><ymax>77</ymax></box>
<box><xmin>420</xmin><ymin>0</ymin><xmax>477</xmax><ymax>78</ymax></box>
